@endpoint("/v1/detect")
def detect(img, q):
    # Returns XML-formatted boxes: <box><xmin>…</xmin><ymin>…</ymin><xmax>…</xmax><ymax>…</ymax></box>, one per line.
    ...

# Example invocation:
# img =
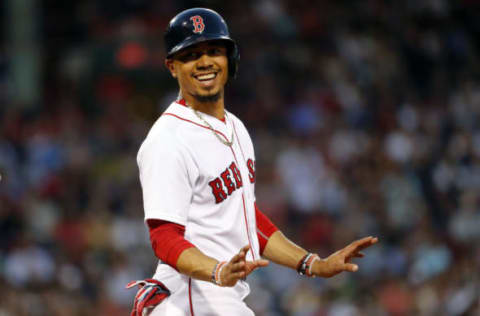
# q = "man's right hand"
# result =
<box><xmin>220</xmin><ymin>245</ymin><xmax>269</xmax><ymax>287</ymax></box>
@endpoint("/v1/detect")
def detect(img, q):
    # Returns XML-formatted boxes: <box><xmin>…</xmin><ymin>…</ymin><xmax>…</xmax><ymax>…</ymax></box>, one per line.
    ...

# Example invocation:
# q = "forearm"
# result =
<box><xmin>262</xmin><ymin>231</ymin><xmax>308</xmax><ymax>270</ymax></box>
<box><xmin>264</xmin><ymin>233</ymin><xmax>379</xmax><ymax>278</ymax></box>
<box><xmin>176</xmin><ymin>247</ymin><xmax>218</xmax><ymax>282</ymax></box>
<box><xmin>147</xmin><ymin>220</ymin><xmax>219</xmax><ymax>282</ymax></box>
<box><xmin>147</xmin><ymin>220</ymin><xmax>265</xmax><ymax>285</ymax></box>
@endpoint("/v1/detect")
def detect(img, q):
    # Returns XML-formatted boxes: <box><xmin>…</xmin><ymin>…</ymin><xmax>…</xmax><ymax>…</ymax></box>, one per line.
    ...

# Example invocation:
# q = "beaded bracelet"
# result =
<box><xmin>308</xmin><ymin>255</ymin><xmax>320</xmax><ymax>277</ymax></box>
<box><xmin>211</xmin><ymin>261</ymin><xmax>227</xmax><ymax>286</ymax></box>
<box><xmin>297</xmin><ymin>253</ymin><xmax>320</xmax><ymax>277</ymax></box>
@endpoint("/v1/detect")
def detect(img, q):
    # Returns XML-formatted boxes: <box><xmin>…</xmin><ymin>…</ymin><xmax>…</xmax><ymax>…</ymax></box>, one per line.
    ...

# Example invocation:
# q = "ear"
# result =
<box><xmin>165</xmin><ymin>58</ymin><xmax>177</xmax><ymax>78</ymax></box>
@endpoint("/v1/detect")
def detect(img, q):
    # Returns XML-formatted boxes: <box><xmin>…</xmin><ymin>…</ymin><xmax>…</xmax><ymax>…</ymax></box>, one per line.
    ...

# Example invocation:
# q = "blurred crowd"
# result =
<box><xmin>1</xmin><ymin>0</ymin><xmax>480</xmax><ymax>315</ymax></box>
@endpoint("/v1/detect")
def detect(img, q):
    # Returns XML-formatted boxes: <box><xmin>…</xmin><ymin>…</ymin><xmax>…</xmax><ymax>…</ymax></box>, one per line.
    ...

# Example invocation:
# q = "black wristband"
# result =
<box><xmin>297</xmin><ymin>253</ymin><xmax>319</xmax><ymax>277</ymax></box>
<box><xmin>297</xmin><ymin>253</ymin><xmax>313</xmax><ymax>275</ymax></box>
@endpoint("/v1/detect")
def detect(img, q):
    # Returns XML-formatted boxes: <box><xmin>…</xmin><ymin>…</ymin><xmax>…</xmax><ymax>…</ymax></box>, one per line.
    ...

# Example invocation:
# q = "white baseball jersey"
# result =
<box><xmin>137</xmin><ymin>100</ymin><xmax>260</xmax><ymax>315</ymax></box>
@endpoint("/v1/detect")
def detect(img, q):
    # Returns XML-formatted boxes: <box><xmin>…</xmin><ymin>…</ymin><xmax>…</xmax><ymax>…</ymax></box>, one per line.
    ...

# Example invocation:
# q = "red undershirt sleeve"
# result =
<box><xmin>147</xmin><ymin>219</ymin><xmax>195</xmax><ymax>271</ymax></box>
<box><xmin>255</xmin><ymin>203</ymin><xmax>279</xmax><ymax>255</ymax></box>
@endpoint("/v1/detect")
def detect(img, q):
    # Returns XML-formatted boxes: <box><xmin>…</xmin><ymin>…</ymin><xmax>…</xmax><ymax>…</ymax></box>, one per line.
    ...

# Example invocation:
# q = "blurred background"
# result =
<box><xmin>1</xmin><ymin>0</ymin><xmax>480</xmax><ymax>315</ymax></box>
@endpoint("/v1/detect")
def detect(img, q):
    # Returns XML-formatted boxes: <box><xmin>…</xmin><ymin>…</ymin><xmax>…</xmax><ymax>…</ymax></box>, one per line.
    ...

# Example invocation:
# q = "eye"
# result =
<box><xmin>178</xmin><ymin>51</ymin><xmax>201</xmax><ymax>62</ymax></box>
<box><xmin>208</xmin><ymin>47</ymin><xmax>225</xmax><ymax>56</ymax></box>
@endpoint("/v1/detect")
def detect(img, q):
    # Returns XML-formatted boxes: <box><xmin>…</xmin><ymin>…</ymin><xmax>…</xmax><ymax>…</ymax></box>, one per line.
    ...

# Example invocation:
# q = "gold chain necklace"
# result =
<box><xmin>189</xmin><ymin>106</ymin><xmax>234</xmax><ymax>147</ymax></box>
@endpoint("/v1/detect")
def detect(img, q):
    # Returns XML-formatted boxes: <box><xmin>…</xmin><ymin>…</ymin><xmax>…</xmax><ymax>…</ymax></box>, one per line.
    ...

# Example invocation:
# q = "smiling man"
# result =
<box><xmin>129</xmin><ymin>8</ymin><xmax>378</xmax><ymax>316</ymax></box>
<box><xmin>167</xmin><ymin>41</ymin><xmax>229</xmax><ymax>116</ymax></box>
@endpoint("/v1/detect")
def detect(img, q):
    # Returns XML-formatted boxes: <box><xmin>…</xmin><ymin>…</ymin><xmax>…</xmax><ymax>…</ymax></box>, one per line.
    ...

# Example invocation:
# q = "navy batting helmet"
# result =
<box><xmin>164</xmin><ymin>8</ymin><xmax>239</xmax><ymax>78</ymax></box>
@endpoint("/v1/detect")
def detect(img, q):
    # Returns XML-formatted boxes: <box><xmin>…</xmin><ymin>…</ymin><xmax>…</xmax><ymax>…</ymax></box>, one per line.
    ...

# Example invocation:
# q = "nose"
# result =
<box><xmin>196</xmin><ymin>51</ymin><xmax>213</xmax><ymax>69</ymax></box>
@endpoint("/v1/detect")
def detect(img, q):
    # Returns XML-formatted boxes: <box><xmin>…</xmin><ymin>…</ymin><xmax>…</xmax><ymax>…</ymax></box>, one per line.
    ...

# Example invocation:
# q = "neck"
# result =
<box><xmin>181</xmin><ymin>90</ymin><xmax>225</xmax><ymax>120</ymax></box>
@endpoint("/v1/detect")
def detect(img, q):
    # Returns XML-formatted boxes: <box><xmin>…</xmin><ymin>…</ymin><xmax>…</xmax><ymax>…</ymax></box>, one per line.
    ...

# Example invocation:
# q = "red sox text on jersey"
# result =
<box><xmin>208</xmin><ymin>159</ymin><xmax>255</xmax><ymax>204</ymax></box>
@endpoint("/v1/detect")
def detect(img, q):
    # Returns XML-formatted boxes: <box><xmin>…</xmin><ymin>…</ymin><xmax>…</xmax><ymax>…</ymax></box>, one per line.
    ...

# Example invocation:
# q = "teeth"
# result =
<box><xmin>196</xmin><ymin>73</ymin><xmax>216</xmax><ymax>80</ymax></box>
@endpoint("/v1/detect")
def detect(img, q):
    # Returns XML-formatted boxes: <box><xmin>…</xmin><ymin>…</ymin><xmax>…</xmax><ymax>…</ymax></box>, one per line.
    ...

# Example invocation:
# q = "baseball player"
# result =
<box><xmin>128</xmin><ymin>8</ymin><xmax>378</xmax><ymax>316</ymax></box>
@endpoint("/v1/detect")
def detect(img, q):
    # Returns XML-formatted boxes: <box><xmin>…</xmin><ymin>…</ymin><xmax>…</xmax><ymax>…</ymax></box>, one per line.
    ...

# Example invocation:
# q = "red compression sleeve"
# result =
<box><xmin>255</xmin><ymin>203</ymin><xmax>279</xmax><ymax>255</ymax></box>
<box><xmin>147</xmin><ymin>219</ymin><xmax>195</xmax><ymax>271</ymax></box>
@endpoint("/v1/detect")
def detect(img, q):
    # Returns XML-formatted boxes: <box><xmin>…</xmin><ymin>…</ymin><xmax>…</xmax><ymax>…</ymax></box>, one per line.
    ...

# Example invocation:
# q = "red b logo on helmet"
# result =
<box><xmin>190</xmin><ymin>15</ymin><xmax>205</xmax><ymax>34</ymax></box>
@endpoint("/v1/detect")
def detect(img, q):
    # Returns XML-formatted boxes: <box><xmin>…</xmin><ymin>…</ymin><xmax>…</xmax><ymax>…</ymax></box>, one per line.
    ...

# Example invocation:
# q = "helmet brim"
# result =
<box><xmin>166</xmin><ymin>35</ymin><xmax>235</xmax><ymax>59</ymax></box>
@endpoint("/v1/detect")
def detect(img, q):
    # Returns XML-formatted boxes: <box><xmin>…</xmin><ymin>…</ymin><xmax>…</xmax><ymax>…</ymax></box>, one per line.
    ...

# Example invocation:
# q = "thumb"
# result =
<box><xmin>344</xmin><ymin>263</ymin><xmax>358</xmax><ymax>272</ymax></box>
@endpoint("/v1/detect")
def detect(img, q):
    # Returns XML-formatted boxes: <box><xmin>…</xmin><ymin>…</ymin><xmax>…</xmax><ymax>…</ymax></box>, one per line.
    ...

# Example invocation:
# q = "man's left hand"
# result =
<box><xmin>312</xmin><ymin>236</ymin><xmax>378</xmax><ymax>278</ymax></box>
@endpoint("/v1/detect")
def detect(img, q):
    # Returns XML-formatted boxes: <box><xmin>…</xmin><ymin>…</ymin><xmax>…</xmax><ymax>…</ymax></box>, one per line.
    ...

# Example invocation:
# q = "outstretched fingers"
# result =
<box><xmin>342</xmin><ymin>237</ymin><xmax>378</xmax><ymax>270</ymax></box>
<box><xmin>221</xmin><ymin>249</ymin><xmax>246</xmax><ymax>286</ymax></box>
<box><xmin>250</xmin><ymin>258</ymin><xmax>269</xmax><ymax>269</ymax></box>
<box><xmin>230</xmin><ymin>260</ymin><xmax>245</xmax><ymax>272</ymax></box>
<box><xmin>244</xmin><ymin>258</ymin><xmax>269</xmax><ymax>277</ymax></box>
<box><xmin>234</xmin><ymin>245</ymin><xmax>270</xmax><ymax>277</ymax></box>
<box><xmin>254</xmin><ymin>259</ymin><xmax>269</xmax><ymax>267</ymax></box>
<box><xmin>344</xmin><ymin>237</ymin><xmax>378</xmax><ymax>257</ymax></box>
<box><xmin>239</xmin><ymin>245</ymin><xmax>251</xmax><ymax>256</ymax></box>
<box><xmin>345</xmin><ymin>252</ymin><xmax>365</xmax><ymax>263</ymax></box>
<box><xmin>319</xmin><ymin>237</ymin><xmax>378</xmax><ymax>277</ymax></box>
<box><xmin>222</xmin><ymin>245</ymin><xmax>269</xmax><ymax>286</ymax></box>
<box><xmin>229</xmin><ymin>245</ymin><xmax>249</xmax><ymax>266</ymax></box>
<box><xmin>352</xmin><ymin>236</ymin><xmax>378</xmax><ymax>250</ymax></box>
<box><xmin>230</xmin><ymin>245</ymin><xmax>250</xmax><ymax>270</ymax></box>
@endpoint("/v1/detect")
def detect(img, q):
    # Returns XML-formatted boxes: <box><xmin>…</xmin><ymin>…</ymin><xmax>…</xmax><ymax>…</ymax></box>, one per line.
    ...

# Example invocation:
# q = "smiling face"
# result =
<box><xmin>166</xmin><ymin>41</ymin><xmax>229</xmax><ymax>104</ymax></box>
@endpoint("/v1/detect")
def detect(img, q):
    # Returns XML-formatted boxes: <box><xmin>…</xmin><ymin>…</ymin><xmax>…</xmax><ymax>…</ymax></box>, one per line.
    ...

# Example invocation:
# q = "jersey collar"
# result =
<box><xmin>167</xmin><ymin>100</ymin><xmax>233</xmax><ymax>136</ymax></box>
<box><xmin>176</xmin><ymin>99</ymin><xmax>226</xmax><ymax>123</ymax></box>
